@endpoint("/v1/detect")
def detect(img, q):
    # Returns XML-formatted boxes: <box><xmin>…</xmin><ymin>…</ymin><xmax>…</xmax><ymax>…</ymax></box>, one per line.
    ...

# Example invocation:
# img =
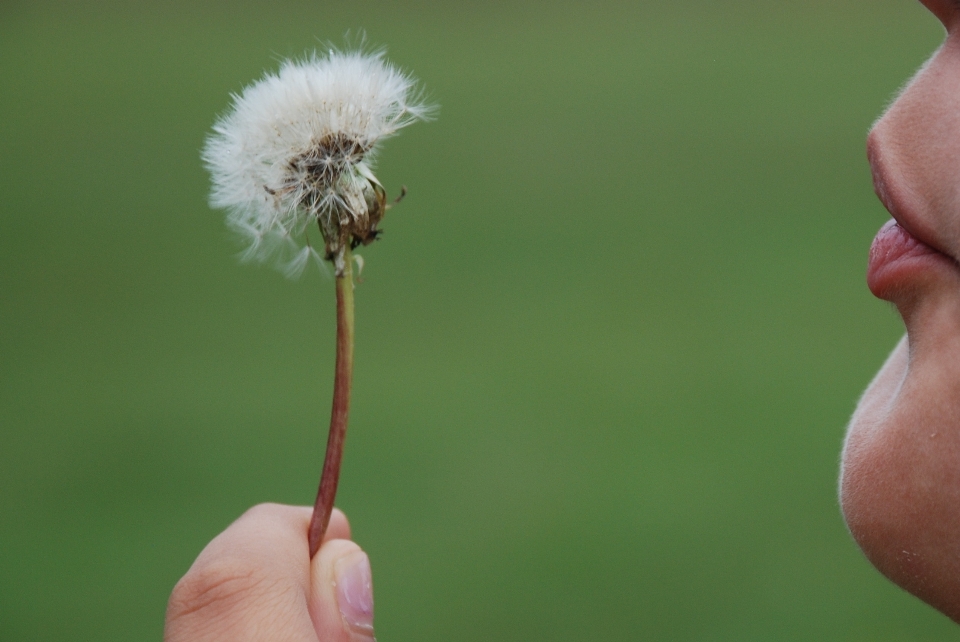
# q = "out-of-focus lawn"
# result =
<box><xmin>1</xmin><ymin>0</ymin><xmax>954</xmax><ymax>639</ymax></box>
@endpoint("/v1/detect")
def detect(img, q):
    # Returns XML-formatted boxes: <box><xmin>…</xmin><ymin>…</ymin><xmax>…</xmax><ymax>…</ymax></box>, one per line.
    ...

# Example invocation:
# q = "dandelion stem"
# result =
<box><xmin>308</xmin><ymin>247</ymin><xmax>355</xmax><ymax>558</ymax></box>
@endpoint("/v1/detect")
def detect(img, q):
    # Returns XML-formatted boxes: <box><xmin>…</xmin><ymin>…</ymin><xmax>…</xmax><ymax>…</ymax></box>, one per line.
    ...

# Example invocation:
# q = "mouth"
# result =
<box><xmin>867</xmin><ymin>219</ymin><xmax>954</xmax><ymax>300</ymax></box>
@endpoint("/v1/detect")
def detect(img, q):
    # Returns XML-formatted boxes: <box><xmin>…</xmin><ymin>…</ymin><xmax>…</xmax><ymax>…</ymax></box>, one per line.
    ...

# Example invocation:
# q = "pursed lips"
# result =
<box><xmin>865</xmin><ymin>128</ymin><xmax>960</xmax><ymax>300</ymax></box>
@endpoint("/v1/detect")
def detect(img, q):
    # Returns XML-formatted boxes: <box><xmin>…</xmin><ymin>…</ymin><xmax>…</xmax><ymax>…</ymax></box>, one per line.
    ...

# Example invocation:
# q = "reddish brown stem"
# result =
<box><xmin>308</xmin><ymin>258</ymin><xmax>355</xmax><ymax>558</ymax></box>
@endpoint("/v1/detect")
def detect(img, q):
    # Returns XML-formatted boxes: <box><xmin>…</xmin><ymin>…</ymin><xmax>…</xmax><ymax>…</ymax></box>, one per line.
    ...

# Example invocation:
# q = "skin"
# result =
<box><xmin>164</xmin><ymin>505</ymin><xmax>375</xmax><ymax>641</ymax></box>
<box><xmin>165</xmin><ymin>0</ymin><xmax>960</xmax><ymax>632</ymax></box>
<box><xmin>840</xmin><ymin>0</ymin><xmax>960</xmax><ymax>623</ymax></box>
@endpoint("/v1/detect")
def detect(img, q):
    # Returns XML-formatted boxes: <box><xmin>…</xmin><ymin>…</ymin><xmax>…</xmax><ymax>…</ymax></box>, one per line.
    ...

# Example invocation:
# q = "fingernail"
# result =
<box><xmin>335</xmin><ymin>551</ymin><xmax>375</xmax><ymax>636</ymax></box>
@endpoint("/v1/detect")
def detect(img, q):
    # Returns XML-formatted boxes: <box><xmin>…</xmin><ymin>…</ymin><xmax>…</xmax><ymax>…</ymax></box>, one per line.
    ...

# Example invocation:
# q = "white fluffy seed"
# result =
<box><xmin>203</xmin><ymin>48</ymin><xmax>433</xmax><ymax>277</ymax></box>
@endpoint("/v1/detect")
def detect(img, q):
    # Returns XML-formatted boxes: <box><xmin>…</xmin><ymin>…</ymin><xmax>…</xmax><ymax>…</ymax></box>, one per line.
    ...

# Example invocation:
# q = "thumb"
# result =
<box><xmin>309</xmin><ymin>539</ymin><xmax>376</xmax><ymax>641</ymax></box>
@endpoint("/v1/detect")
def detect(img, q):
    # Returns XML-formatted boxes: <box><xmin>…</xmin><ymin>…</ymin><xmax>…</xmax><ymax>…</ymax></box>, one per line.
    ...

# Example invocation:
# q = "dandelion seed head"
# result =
<box><xmin>203</xmin><ymin>47</ymin><xmax>433</xmax><ymax>277</ymax></box>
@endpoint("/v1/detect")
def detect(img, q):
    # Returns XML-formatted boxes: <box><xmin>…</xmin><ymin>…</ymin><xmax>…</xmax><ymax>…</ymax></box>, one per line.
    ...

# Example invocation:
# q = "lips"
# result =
<box><xmin>867</xmin><ymin>219</ymin><xmax>954</xmax><ymax>300</ymax></box>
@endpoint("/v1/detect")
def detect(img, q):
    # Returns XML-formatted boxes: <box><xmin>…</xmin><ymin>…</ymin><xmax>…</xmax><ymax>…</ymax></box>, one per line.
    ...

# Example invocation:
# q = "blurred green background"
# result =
<box><xmin>1</xmin><ymin>0</ymin><xmax>954</xmax><ymax>639</ymax></box>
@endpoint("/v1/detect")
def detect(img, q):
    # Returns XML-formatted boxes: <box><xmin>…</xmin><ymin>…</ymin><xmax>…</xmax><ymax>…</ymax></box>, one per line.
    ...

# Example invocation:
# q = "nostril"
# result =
<box><xmin>918</xmin><ymin>0</ymin><xmax>958</xmax><ymax>31</ymax></box>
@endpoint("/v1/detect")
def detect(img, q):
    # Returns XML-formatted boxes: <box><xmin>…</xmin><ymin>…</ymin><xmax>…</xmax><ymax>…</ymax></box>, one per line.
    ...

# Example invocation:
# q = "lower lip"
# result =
<box><xmin>867</xmin><ymin>219</ymin><xmax>948</xmax><ymax>299</ymax></box>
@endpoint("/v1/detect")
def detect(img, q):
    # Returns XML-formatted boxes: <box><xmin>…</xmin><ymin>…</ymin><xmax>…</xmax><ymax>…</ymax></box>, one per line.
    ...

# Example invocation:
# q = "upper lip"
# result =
<box><xmin>866</xmin><ymin>129</ymin><xmax>947</xmax><ymax>257</ymax></box>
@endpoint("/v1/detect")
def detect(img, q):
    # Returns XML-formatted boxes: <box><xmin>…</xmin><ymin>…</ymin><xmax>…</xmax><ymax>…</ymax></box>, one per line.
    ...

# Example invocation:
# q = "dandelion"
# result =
<box><xmin>204</xmin><ymin>48</ymin><xmax>432</xmax><ymax>277</ymax></box>
<box><xmin>203</xmin><ymin>47</ymin><xmax>432</xmax><ymax>557</ymax></box>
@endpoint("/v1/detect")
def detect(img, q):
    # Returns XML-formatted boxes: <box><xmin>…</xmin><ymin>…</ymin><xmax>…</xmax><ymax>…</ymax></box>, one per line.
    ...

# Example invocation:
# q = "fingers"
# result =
<box><xmin>164</xmin><ymin>504</ymin><xmax>364</xmax><ymax>642</ymax></box>
<box><xmin>307</xmin><ymin>539</ymin><xmax>376</xmax><ymax>642</ymax></box>
<box><xmin>164</xmin><ymin>503</ymin><xmax>316</xmax><ymax>641</ymax></box>
<box><xmin>326</xmin><ymin>507</ymin><xmax>352</xmax><ymax>542</ymax></box>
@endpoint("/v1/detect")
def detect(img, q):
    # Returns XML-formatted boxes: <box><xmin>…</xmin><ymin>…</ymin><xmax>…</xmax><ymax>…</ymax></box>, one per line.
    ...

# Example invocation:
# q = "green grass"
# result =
<box><xmin>1</xmin><ymin>0</ymin><xmax>956</xmax><ymax>639</ymax></box>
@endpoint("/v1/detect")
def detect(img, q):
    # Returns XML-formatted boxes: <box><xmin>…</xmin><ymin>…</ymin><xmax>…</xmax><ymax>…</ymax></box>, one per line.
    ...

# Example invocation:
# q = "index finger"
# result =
<box><xmin>164</xmin><ymin>504</ymin><xmax>351</xmax><ymax>641</ymax></box>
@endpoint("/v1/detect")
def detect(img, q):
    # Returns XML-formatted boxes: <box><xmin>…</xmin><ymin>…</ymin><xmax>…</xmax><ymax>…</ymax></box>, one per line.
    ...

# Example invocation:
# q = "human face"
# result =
<box><xmin>840</xmin><ymin>0</ymin><xmax>960</xmax><ymax>622</ymax></box>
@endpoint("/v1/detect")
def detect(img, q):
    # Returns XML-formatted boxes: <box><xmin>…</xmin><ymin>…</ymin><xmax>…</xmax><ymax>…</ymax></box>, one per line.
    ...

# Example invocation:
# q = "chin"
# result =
<box><xmin>840</xmin><ymin>335</ymin><xmax>960</xmax><ymax>622</ymax></box>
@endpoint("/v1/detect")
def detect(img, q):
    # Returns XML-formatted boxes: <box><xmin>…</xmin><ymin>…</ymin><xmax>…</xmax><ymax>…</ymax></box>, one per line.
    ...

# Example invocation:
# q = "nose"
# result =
<box><xmin>919</xmin><ymin>0</ymin><xmax>960</xmax><ymax>30</ymax></box>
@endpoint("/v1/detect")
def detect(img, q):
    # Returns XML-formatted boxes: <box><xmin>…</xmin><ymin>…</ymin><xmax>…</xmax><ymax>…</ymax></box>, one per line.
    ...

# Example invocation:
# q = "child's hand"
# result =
<box><xmin>164</xmin><ymin>504</ymin><xmax>374</xmax><ymax>641</ymax></box>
